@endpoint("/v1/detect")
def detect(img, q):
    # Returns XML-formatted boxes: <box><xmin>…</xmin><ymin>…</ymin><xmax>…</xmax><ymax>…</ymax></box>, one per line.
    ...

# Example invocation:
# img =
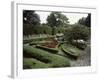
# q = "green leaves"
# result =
<box><xmin>23</xmin><ymin>45</ymin><xmax>70</xmax><ymax>68</ymax></box>
<box><xmin>64</xmin><ymin>24</ymin><xmax>90</xmax><ymax>42</ymax></box>
<box><xmin>47</xmin><ymin>12</ymin><xmax>69</xmax><ymax>27</ymax></box>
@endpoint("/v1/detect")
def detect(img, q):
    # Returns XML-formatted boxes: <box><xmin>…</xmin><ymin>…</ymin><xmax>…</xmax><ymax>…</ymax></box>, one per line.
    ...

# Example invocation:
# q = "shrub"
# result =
<box><xmin>56</xmin><ymin>27</ymin><xmax>65</xmax><ymax>33</ymax></box>
<box><xmin>29</xmin><ymin>41</ymin><xmax>51</xmax><ymax>45</ymax></box>
<box><xmin>23</xmin><ymin>24</ymin><xmax>52</xmax><ymax>35</ymax></box>
<box><xmin>36</xmin><ymin>45</ymin><xmax>58</xmax><ymax>53</ymax></box>
<box><xmin>23</xmin><ymin>24</ymin><xmax>35</xmax><ymax>35</ymax></box>
<box><xmin>23</xmin><ymin>46</ymin><xmax>51</xmax><ymax>63</ymax></box>
<box><xmin>23</xmin><ymin>45</ymin><xmax>70</xmax><ymax>67</ymax></box>
<box><xmin>33</xmin><ymin>25</ymin><xmax>52</xmax><ymax>34</ymax></box>
<box><xmin>71</xmin><ymin>42</ymin><xmax>87</xmax><ymax>50</ymax></box>
<box><xmin>64</xmin><ymin>24</ymin><xmax>90</xmax><ymax>42</ymax></box>
<box><xmin>61</xmin><ymin>44</ymin><xmax>81</xmax><ymax>58</ymax></box>
<box><xmin>23</xmin><ymin>58</ymin><xmax>50</xmax><ymax>69</ymax></box>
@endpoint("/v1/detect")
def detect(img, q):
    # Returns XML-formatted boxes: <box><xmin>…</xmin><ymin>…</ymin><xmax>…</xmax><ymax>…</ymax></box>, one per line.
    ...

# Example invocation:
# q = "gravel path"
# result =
<box><xmin>58</xmin><ymin>45</ymin><xmax>91</xmax><ymax>67</ymax></box>
<box><xmin>70</xmin><ymin>45</ymin><xmax>91</xmax><ymax>67</ymax></box>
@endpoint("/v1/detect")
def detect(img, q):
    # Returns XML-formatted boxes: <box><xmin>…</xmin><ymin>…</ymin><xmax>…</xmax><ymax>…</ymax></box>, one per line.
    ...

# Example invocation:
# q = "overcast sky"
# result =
<box><xmin>35</xmin><ymin>11</ymin><xmax>88</xmax><ymax>24</ymax></box>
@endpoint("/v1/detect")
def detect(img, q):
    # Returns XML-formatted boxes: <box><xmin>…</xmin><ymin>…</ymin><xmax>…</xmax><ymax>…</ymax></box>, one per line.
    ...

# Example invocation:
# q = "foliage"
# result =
<box><xmin>23</xmin><ymin>36</ymin><xmax>54</xmax><ymax>44</ymax></box>
<box><xmin>41</xmin><ymin>24</ymin><xmax>52</xmax><ymax>34</ymax></box>
<box><xmin>78</xmin><ymin>17</ymin><xmax>86</xmax><ymax>26</ymax></box>
<box><xmin>56</xmin><ymin>26</ymin><xmax>65</xmax><ymax>33</ymax></box>
<box><xmin>36</xmin><ymin>45</ymin><xmax>58</xmax><ymax>53</ymax></box>
<box><xmin>23</xmin><ymin>24</ymin><xmax>34</xmax><ymax>35</ymax></box>
<box><xmin>23</xmin><ymin>24</ymin><xmax>52</xmax><ymax>35</ymax></box>
<box><xmin>47</xmin><ymin>12</ymin><xmax>69</xmax><ymax>27</ymax></box>
<box><xmin>23</xmin><ymin>58</ymin><xmax>50</xmax><ymax>69</ymax></box>
<box><xmin>85</xmin><ymin>14</ymin><xmax>91</xmax><ymax>27</ymax></box>
<box><xmin>71</xmin><ymin>42</ymin><xmax>87</xmax><ymax>50</ymax></box>
<box><xmin>78</xmin><ymin>14</ymin><xmax>91</xmax><ymax>27</ymax></box>
<box><xmin>52</xmin><ymin>26</ymin><xmax>66</xmax><ymax>35</ymax></box>
<box><xmin>61</xmin><ymin>44</ymin><xmax>81</xmax><ymax>58</ymax></box>
<box><xmin>29</xmin><ymin>41</ymin><xmax>51</xmax><ymax>45</ymax></box>
<box><xmin>23</xmin><ymin>10</ymin><xmax>40</xmax><ymax>25</ymax></box>
<box><xmin>64</xmin><ymin>24</ymin><xmax>90</xmax><ymax>42</ymax></box>
<box><xmin>23</xmin><ymin>45</ymin><xmax>70</xmax><ymax>67</ymax></box>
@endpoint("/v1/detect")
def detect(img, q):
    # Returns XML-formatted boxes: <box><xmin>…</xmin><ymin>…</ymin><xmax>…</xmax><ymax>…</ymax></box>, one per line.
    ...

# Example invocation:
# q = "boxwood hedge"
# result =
<box><xmin>61</xmin><ymin>44</ymin><xmax>81</xmax><ymax>58</ymax></box>
<box><xmin>23</xmin><ymin>58</ymin><xmax>50</xmax><ymax>69</ymax></box>
<box><xmin>36</xmin><ymin>45</ymin><xmax>58</xmax><ymax>53</ymax></box>
<box><xmin>23</xmin><ymin>45</ymin><xmax>70</xmax><ymax>67</ymax></box>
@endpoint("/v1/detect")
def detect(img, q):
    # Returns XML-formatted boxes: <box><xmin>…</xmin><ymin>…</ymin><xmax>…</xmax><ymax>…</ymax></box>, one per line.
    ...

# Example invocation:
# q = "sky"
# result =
<box><xmin>35</xmin><ymin>11</ymin><xmax>88</xmax><ymax>24</ymax></box>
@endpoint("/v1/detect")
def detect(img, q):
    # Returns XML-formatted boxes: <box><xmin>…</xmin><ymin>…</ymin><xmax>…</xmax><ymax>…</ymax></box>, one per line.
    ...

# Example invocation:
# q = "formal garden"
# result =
<box><xmin>23</xmin><ymin>10</ymin><xmax>91</xmax><ymax>69</ymax></box>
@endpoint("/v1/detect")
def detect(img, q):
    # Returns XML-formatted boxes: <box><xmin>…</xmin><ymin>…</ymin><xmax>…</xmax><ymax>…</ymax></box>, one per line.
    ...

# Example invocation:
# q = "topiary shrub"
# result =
<box><xmin>23</xmin><ymin>45</ymin><xmax>70</xmax><ymax>67</ymax></box>
<box><xmin>23</xmin><ymin>58</ymin><xmax>50</xmax><ymax>69</ymax></box>
<box><xmin>36</xmin><ymin>45</ymin><xmax>58</xmax><ymax>53</ymax></box>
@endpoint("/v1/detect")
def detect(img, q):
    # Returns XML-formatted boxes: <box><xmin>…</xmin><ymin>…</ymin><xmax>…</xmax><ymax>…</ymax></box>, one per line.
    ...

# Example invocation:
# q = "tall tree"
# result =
<box><xmin>23</xmin><ymin>10</ymin><xmax>40</xmax><ymax>25</ymax></box>
<box><xmin>47</xmin><ymin>12</ymin><xmax>69</xmax><ymax>27</ymax></box>
<box><xmin>78</xmin><ymin>17</ymin><xmax>86</xmax><ymax>25</ymax></box>
<box><xmin>78</xmin><ymin>13</ymin><xmax>91</xmax><ymax>27</ymax></box>
<box><xmin>85</xmin><ymin>13</ymin><xmax>91</xmax><ymax>27</ymax></box>
<box><xmin>23</xmin><ymin>10</ymin><xmax>40</xmax><ymax>35</ymax></box>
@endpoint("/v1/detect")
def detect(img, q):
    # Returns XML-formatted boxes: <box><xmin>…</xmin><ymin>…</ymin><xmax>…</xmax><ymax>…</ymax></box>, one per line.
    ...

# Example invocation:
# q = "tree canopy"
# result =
<box><xmin>78</xmin><ymin>13</ymin><xmax>91</xmax><ymax>27</ymax></box>
<box><xmin>23</xmin><ymin>10</ymin><xmax>40</xmax><ymax>25</ymax></box>
<box><xmin>47</xmin><ymin>12</ymin><xmax>69</xmax><ymax>27</ymax></box>
<box><xmin>64</xmin><ymin>24</ymin><xmax>90</xmax><ymax>42</ymax></box>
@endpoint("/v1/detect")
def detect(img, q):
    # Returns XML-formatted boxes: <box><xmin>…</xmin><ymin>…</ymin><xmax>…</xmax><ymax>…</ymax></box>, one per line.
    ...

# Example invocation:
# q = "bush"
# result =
<box><xmin>33</xmin><ymin>25</ymin><xmax>52</xmax><ymax>34</ymax></box>
<box><xmin>24</xmin><ymin>46</ymin><xmax>51</xmax><ymax>63</ymax></box>
<box><xmin>71</xmin><ymin>42</ymin><xmax>87</xmax><ymax>50</ymax></box>
<box><xmin>23</xmin><ymin>24</ymin><xmax>35</xmax><ymax>35</ymax></box>
<box><xmin>52</xmin><ymin>27</ymin><xmax>66</xmax><ymax>35</ymax></box>
<box><xmin>36</xmin><ymin>45</ymin><xmax>58</xmax><ymax>53</ymax></box>
<box><xmin>61</xmin><ymin>44</ymin><xmax>81</xmax><ymax>58</ymax></box>
<box><xmin>64</xmin><ymin>24</ymin><xmax>90</xmax><ymax>43</ymax></box>
<box><xmin>23</xmin><ymin>36</ymin><xmax>54</xmax><ymax>44</ymax></box>
<box><xmin>23</xmin><ymin>45</ymin><xmax>70</xmax><ymax>67</ymax></box>
<box><xmin>23</xmin><ymin>58</ymin><xmax>50</xmax><ymax>69</ymax></box>
<box><xmin>41</xmin><ymin>24</ymin><xmax>52</xmax><ymax>34</ymax></box>
<box><xmin>29</xmin><ymin>41</ymin><xmax>51</xmax><ymax>45</ymax></box>
<box><xmin>56</xmin><ymin>27</ymin><xmax>65</xmax><ymax>33</ymax></box>
<box><xmin>23</xmin><ymin>24</ymin><xmax>52</xmax><ymax>35</ymax></box>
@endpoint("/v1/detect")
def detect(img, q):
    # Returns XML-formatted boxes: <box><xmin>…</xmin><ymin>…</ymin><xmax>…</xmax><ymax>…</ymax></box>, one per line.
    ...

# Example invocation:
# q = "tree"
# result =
<box><xmin>23</xmin><ymin>10</ymin><xmax>40</xmax><ymax>25</ymax></box>
<box><xmin>64</xmin><ymin>24</ymin><xmax>90</xmax><ymax>42</ymax></box>
<box><xmin>78</xmin><ymin>17</ymin><xmax>86</xmax><ymax>25</ymax></box>
<box><xmin>78</xmin><ymin>13</ymin><xmax>91</xmax><ymax>27</ymax></box>
<box><xmin>85</xmin><ymin>13</ymin><xmax>91</xmax><ymax>27</ymax></box>
<box><xmin>47</xmin><ymin>12</ymin><xmax>69</xmax><ymax>27</ymax></box>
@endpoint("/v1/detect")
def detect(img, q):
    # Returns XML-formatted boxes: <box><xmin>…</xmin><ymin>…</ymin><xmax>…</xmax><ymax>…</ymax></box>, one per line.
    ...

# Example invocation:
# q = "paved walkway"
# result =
<box><xmin>70</xmin><ymin>45</ymin><xmax>91</xmax><ymax>67</ymax></box>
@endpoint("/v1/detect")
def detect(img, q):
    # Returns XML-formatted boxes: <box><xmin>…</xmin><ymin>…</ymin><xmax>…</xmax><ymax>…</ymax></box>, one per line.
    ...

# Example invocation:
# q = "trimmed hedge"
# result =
<box><xmin>23</xmin><ymin>45</ymin><xmax>70</xmax><ymax>67</ymax></box>
<box><xmin>61</xmin><ymin>44</ymin><xmax>81</xmax><ymax>58</ymax></box>
<box><xmin>71</xmin><ymin>42</ymin><xmax>87</xmax><ymax>50</ymax></box>
<box><xmin>36</xmin><ymin>45</ymin><xmax>58</xmax><ymax>53</ymax></box>
<box><xmin>23</xmin><ymin>36</ymin><xmax>54</xmax><ymax>44</ymax></box>
<box><xmin>29</xmin><ymin>41</ymin><xmax>51</xmax><ymax>45</ymax></box>
<box><xmin>23</xmin><ymin>58</ymin><xmax>50</xmax><ymax>69</ymax></box>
